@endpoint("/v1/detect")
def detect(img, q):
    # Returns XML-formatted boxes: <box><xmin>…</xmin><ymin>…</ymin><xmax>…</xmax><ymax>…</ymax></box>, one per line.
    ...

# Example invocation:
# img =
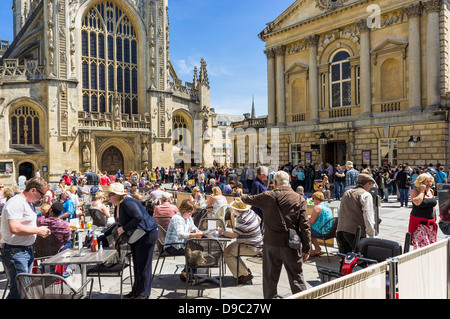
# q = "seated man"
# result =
<box><xmin>59</xmin><ymin>191</ymin><xmax>76</xmax><ymax>221</ymax></box>
<box><xmin>37</xmin><ymin>202</ymin><xmax>72</xmax><ymax>249</ymax></box>
<box><xmin>218</xmin><ymin>198</ymin><xmax>263</xmax><ymax>285</ymax></box>
<box><xmin>153</xmin><ymin>192</ymin><xmax>178</xmax><ymax>231</ymax></box>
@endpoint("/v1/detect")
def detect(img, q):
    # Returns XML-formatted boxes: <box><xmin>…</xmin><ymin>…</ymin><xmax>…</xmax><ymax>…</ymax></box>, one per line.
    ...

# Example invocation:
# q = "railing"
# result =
<box><xmin>329</xmin><ymin>107</ymin><xmax>352</xmax><ymax>118</ymax></box>
<box><xmin>291</xmin><ymin>113</ymin><xmax>306</xmax><ymax>122</ymax></box>
<box><xmin>288</xmin><ymin>239</ymin><xmax>450</xmax><ymax>299</ymax></box>
<box><xmin>78</xmin><ymin>111</ymin><xmax>151</xmax><ymax>130</ymax></box>
<box><xmin>0</xmin><ymin>59</ymin><xmax>45</xmax><ymax>82</ymax></box>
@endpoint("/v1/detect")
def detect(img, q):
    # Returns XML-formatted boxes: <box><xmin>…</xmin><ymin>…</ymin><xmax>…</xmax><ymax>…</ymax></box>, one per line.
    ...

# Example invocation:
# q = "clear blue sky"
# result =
<box><xmin>0</xmin><ymin>0</ymin><xmax>294</xmax><ymax>116</ymax></box>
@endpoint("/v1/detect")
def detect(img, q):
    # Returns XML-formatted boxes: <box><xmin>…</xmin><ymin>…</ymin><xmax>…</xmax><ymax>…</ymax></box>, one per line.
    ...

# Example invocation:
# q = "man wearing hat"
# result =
<box><xmin>337</xmin><ymin>173</ymin><xmax>377</xmax><ymax>254</ymax></box>
<box><xmin>153</xmin><ymin>192</ymin><xmax>178</xmax><ymax>231</ymax></box>
<box><xmin>217</xmin><ymin>198</ymin><xmax>263</xmax><ymax>284</ymax></box>
<box><xmin>344</xmin><ymin>161</ymin><xmax>360</xmax><ymax>192</ymax></box>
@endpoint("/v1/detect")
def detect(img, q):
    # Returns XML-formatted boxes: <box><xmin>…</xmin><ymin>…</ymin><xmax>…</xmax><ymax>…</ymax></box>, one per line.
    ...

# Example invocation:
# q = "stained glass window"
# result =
<box><xmin>81</xmin><ymin>2</ymin><xmax>138</xmax><ymax>115</ymax></box>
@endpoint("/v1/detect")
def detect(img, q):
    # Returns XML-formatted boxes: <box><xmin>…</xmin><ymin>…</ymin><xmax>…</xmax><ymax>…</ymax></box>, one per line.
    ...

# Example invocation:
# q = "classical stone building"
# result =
<box><xmin>233</xmin><ymin>0</ymin><xmax>450</xmax><ymax>170</ymax></box>
<box><xmin>0</xmin><ymin>0</ymin><xmax>217</xmax><ymax>185</ymax></box>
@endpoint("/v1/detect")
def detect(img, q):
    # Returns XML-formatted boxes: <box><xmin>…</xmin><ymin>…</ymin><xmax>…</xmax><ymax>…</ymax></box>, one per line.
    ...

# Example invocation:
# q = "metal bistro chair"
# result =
<box><xmin>184</xmin><ymin>238</ymin><xmax>224</xmax><ymax>299</ymax></box>
<box><xmin>236</xmin><ymin>241</ymin><xmax>263</xmax><ymax>285</ymax></box>
<box><xmin>319</xmin><ymin>216</ymin><xmax>339</xmax><ymax>262</ymax></box>
<box><xmin>86</xmin><ymin>249</ymin><xmax>133</xmax><ymax>299</ymax></box>
<box><xmin>88</xmin><ymin>208</ymin><xmax>108</xmax><ymax>227</ymax></box>
<box><xmin>152</xmin><ymin>224</ymin><xmax>186</xmax><ymax>279</ymax></box>
<box><xmin>0</xmin><ymin>253</ymin><xmax>10</xmax><ymax>299</ymax></box>
<box><xmin>16</xmin><ymin>273</ymin><xmax>94</xmax><ymax>299</ymax></box>
<box><xmin>33</xmin><ymin>234</ymin><xmax>67</xmax><ymax>273</ymax></box>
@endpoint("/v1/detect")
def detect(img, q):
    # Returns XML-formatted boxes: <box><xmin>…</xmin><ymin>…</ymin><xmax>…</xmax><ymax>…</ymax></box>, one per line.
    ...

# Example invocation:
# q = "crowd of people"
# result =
<box><xmin>0</xmin><ymin>160</ymin><xmax>448</xmax><ymax>299</ymax></box>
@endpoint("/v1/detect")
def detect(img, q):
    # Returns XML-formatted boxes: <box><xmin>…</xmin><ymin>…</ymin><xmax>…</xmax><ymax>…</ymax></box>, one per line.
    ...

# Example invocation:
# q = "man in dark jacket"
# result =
<box><xmin>396</xmin><ymin>164</ymin><xmax>411</xmax><ymax>208</ymax></box>
<box><xmin>250</xmin><ymin>166</ymin><xmax>268</xmax><ymax>228</ymax></box>
<box><xmin>241</xmin><ymin>171</ymin><xmax>311</xmax><ymax>299</ymax></box>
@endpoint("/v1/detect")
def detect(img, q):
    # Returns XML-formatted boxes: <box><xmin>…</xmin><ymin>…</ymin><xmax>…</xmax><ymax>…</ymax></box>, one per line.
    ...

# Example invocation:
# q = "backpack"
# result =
<box><xmin>405</xmin><ymin>174</ymin><xmax>412</xmax><ymax>188</ymax></box>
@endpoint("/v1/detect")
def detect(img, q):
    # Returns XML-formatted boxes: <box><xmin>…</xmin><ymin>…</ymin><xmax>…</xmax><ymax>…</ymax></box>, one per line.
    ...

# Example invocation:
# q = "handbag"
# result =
<box><xmin>273</xmin><ymin>190</ymin><xmax>302</xmax><ymax>251</ymax></box>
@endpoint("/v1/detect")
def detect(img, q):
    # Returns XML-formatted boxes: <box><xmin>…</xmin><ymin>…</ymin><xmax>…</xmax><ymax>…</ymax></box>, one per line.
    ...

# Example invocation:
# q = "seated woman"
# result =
<box><xmin>232</xmin><ymin>182</ymin><xmax>243</xmax><ymax>197</ymax></box>
<box><xmin>90</xmin><ymin>192</ymin><xmax>114</xmax><ymax>225</ymax></box>
<box><xmin>190</xmin><ymin>187</ymin><xmax>204</xmax><ymax>205</ymax></box>
<box><xmin>308</xmin><ymin>192</ymin><xmax>334</xmax><ymax>256</ymax></box>
<box><xmin>206</xmin><ymin>186</ymin><xmax>228</xmax><ymax>217</ymax></box>
<box><xmin>164</xmin><ymin>199</ymin><xmax>203</xmax><ymax>282</ymax></box>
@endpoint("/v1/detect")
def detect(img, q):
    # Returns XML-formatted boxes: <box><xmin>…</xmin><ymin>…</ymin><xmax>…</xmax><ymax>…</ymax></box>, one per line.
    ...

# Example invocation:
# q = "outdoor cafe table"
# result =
<box><xmin>41</xmin><ymin>248</ymin><xmax>117</xmax><ymax>296</ymax></box>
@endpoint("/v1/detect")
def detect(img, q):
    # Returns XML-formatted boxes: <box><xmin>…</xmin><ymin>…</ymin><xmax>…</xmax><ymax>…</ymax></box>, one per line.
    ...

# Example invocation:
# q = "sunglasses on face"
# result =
<box><xmin>36</xmin><ymin>189</ymin><xmax>46</xmax><ymax>197</ymax></box>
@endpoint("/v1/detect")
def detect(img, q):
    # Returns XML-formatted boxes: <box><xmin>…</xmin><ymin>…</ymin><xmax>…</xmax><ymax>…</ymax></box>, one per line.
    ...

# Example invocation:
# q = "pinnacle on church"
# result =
<box><xmin>199</xmin><ymin>58</ymin><xmax>209</xmax><ymax>88</ymax></box>
<box><xmin>251</xmin><ymin>95</ymin><xmax>256</xmax><ymax>119</ymax></box>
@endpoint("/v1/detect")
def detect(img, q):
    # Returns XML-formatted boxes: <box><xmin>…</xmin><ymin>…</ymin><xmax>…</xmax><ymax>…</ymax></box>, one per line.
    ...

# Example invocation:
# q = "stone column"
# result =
<box><xmin>307</xmin><ymin>35</ymin><xmax>320</xmax><ymax>123</ymax></box>
<box><xmin>274</xmin><ymin>45</ymin><xmax>286</xmax><ymax>125</ymax></box>
<box><xmin>357</xmin><ymin>19</ymin><xmax>372</xmax><ymax>116</ymax></box>
<box><xmin>405</xmin><ymin>2</ymin><xmax>423</xmax><ymax>110</ymax></box>
<box><xmin>424</xmin><ymin>0</ymin><xmax>442</xmax><ymax>107</ymax></box>
<box><xmin>265</xmin><ymin>48</ymin><xmax>276</xmax><ymax>125</ymax></box>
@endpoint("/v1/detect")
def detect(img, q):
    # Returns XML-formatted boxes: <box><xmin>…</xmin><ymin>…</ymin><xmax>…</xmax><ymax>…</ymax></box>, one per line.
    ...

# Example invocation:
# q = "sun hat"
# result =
<box><xmin>357</xmin><ymin>173</ymin><xmax>375</xmax><ymax>185</ymax></box>
<box><xmin>109</xmin><ymin>183</ymin><xmax>127</xmax><ymax>196</ymax></box>
<box><xmin>230</xmin><ymin>198</ymin><xmax>251</xmax><ymax>212</ymax></box>
<box><xmin>345</xmin><ymin>161</ymin><xmax>354</xmax><ymax>167</ymax></box>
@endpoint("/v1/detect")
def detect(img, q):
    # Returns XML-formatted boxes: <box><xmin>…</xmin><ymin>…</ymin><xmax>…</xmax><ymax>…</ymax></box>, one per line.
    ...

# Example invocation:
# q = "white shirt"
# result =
<box><xmin>360</xmin><ymin>192</ymin><xmax>376</xmax><ymax>237</ymax></box>
<box><xmin>0</xmin><ymin>195</ymin><xmax>37</xmax><ymax>246</ymax></box>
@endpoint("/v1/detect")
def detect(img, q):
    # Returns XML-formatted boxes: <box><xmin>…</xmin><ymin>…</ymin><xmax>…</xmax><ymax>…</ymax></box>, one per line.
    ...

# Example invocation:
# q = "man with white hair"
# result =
<box><xmin>153</xmin><ymin>192</ymin><xmax>178</xmax><ymax>231</ymax></box>
<box><xmin>241</xmin><ymin>170</ymin><xmax>311</xmax><ymax>299</ymax></box>
<box><xmin>344</xmin><ymin>161</ymin><xmax>359</xmax><ymax>191</ymax></box>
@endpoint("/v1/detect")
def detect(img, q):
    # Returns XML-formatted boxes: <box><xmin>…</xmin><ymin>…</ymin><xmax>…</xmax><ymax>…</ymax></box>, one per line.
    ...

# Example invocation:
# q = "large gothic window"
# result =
<box><xmin>10</xmin><ymin>106</ymin><xmax>40</xmax><ymax>145</ymax></box>
<box><xmin>81</xmin><ymin>2</ymin><xmax>138</xmax><ymax>115</ymax></box>
<box><xmin>330</xmin><ymin>50</ymin><xmax>351</xmax><ymax>108</ymax></box>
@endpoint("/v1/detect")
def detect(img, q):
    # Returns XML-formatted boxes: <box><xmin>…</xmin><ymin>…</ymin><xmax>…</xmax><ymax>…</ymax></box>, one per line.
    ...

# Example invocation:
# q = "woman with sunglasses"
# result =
<box><xmin>107</xmin><ymin>183</ymin><xmax>158</xmax><ymax>299</ymax></box>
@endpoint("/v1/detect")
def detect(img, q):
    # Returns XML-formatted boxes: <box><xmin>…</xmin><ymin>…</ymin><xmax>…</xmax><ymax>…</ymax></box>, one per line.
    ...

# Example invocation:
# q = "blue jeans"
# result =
<box><xmin>1</xmin><ymin>244</ymin><xmax>34</xmax><ymax>299</ymax></box>
<box><xmin>334</xmin><ymin>182</ymin><xmax>343</xmax><ymax>200</ymax></box>
<box><xmin>399</xmin><ymin>188</ymin><xmax>410</xmax><ymax>207</ymax></box>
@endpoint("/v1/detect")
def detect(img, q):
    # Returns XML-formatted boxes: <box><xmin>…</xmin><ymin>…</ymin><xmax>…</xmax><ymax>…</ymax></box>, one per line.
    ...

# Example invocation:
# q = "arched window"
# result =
<box><xmin>173</xmin><ymin>115</ymin><xmax>188</xmax><ymax>146</ymax></box>
<box><xmin>330</xmin><ymin>51</ymin><xmax>351</xmax><ymax>108</ymax></box>
<box><xmin>82</xmin><ymin>2</ymin><xmax>138</xmax><ymax>115</ymax></box>
<box><xmin>10</xmin><ymin>106</ymin><xmax>40</xmax><ymax>145</ymax></box>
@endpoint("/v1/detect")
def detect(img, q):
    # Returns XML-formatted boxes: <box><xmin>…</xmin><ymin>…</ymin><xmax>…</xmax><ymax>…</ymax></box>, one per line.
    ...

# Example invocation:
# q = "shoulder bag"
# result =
<box><xmin>273</xmin><ymin>190</ymin><xmax>302</xmax><ymax>251</ymax></box>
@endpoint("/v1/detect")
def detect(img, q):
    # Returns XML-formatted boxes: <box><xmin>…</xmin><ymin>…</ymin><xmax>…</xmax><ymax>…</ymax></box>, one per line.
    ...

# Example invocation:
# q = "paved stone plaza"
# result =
<box><xmin>1</xmin><ymin>194</ymin><xmax>442</xmax><ymax>300</ymax></box>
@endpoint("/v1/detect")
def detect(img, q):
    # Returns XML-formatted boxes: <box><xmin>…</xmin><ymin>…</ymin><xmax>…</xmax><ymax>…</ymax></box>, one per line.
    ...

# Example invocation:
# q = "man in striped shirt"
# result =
<box><xmin>218</xmin><ymin>198</ymin><xmax>263</xmax><ymax>284</ymax></box>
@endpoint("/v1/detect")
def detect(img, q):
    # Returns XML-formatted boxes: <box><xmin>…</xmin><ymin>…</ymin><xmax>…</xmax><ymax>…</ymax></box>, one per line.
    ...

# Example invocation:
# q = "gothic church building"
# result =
<box><xmin>0</xmin><ymin>0</ymin><xmax>216</xmax><ymax>184</ymax></box>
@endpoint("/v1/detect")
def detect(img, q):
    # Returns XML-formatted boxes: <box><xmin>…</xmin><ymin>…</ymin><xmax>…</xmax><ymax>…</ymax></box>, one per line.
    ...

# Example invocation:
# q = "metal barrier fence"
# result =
<box><xmin>288</xmin><ymin>238</ymin><xmax>450</xmax><ymax>299</ymax></box>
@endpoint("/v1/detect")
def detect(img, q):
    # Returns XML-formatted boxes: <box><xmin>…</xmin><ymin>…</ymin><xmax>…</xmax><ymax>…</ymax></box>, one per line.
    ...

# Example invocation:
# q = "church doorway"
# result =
<box><xmin>101</xmin><ymin>146</ymin><xmax>124</xmax><ymax>175</ymax></box>
<box><xmin>18</xmin><ymin>162</ymin><xmax>34</xmax><ymax>180</ymax></box>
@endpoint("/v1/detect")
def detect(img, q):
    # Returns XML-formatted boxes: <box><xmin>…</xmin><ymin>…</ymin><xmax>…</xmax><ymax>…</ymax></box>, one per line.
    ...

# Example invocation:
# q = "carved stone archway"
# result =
<box><xmin>101</xmin><ymin>146</ymin><xmax>124</xmax><ymax>175</ymax></box>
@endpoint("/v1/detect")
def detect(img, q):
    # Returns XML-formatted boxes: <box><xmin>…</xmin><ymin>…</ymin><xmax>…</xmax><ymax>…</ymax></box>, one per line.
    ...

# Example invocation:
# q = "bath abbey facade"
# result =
<box><xmin>0</xmin><ymin>0</ymin><xmax>217</xmax><ymax>184</ymax></box>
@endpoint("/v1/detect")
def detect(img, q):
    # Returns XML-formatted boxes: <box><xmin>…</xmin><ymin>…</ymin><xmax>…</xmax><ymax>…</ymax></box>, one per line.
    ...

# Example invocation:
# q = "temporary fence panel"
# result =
<box><xmin>397</xmin><ymin>239</ymin><xmax>448</xmax><ymax>299</ymax></box>
<box><xmin>288</xmin><ymin>262</ymin><xmax>387</xmax><ymax>299</ymax></box>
